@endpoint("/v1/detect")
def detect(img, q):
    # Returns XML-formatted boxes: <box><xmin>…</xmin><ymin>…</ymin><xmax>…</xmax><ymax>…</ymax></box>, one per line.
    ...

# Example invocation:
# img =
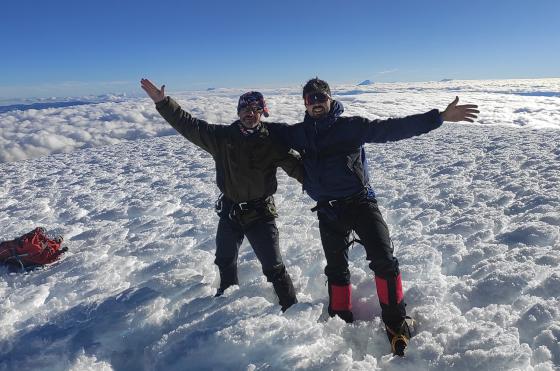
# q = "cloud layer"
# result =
<box><xmin>1</xmin><ymin>78</ymin><xmax>559</xmax><ymax>163</ymax></box>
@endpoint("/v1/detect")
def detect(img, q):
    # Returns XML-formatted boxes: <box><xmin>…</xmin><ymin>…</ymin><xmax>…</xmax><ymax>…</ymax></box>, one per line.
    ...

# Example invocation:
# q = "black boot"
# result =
<box><xmin>266</xmin><ymin>264</ymin><xmax>298</xmax><ymax>312</ymax></box>
<box><xmin>215</xmin><ymin>260</ymin><xmax>239</xmax><ymax>297</ymax></box>
<box><xmin>327</xmin><ymin>307</ymin><xmax>354</xmax><ymax>323</ymax></box>
<box><xmin>273</xmin><ymin>274</ymin><xmax>297</xmax><ymax>312</ymax></box>
<box><xmin>385</xmin><ymin>316</ymin><xmax>415</xmax><ymax>356</ymax></box>
<box><xmin>215</xmin><ymin>282</ymin><xmax>237</xmax><ymax>297</ymax></box>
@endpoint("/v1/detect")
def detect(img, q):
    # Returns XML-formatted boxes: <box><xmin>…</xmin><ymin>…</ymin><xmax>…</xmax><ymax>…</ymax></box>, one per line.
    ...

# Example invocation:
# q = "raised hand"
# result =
<box><xmin>141</xmin><ymin>78</ymin><xmax>166</xmax><ymax>103</ymax></box>
<box><xmin>441</xmin><ymin>96</ymin><xmax>479</xmax><ymax>123</ymax></box>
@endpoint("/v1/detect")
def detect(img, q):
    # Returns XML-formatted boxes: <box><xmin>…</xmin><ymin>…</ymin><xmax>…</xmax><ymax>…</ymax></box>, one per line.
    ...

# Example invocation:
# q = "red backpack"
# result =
<box><xmin>0</xmin><ymin>227</ymin><xmax>67</xmax><ymax>271</ymax></box>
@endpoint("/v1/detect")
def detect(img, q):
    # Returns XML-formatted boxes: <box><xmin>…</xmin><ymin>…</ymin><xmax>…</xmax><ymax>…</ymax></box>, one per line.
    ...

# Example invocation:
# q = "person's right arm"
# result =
<box><xmin>141</xmin><ymin>78</ymin><xmax>219</xmax><ymax>155</ymax></box>
<box><xmin>156</xmin><ymin>96</ymin><xmax>220</xmax><ymax>154</ymax></box>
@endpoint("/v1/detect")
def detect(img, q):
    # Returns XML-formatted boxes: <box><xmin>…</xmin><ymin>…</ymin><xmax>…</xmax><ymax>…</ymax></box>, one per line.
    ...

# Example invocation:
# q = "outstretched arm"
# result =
<box><xmin>362</xmin><ymin>96</ymin><xmax>479</xmax><ymax>143</ymax></box>
<box><xmin>141</xmin><ymin>78</ymin><xmax>219</xmax><ymax>154</ymax></box>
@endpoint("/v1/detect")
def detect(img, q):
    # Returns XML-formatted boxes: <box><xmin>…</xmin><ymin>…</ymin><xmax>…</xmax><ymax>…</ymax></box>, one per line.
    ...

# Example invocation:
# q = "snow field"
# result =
<box><xmin>0</xmin><ymin>79</ymin><xmax>559</xmax><ymax>370</ymax></box>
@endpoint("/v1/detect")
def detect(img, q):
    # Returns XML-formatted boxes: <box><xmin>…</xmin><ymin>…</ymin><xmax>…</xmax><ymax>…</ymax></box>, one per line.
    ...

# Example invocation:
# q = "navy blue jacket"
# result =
<box><xmin>268</xmin><ymin>101</ymin><xmax>443</xmax><ymax>201</ymax></box>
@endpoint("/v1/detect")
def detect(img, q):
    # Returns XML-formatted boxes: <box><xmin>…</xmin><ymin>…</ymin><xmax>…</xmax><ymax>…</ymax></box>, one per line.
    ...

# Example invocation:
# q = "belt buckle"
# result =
<box><xmin>328</xmin><ymin>199</ymin><xmax>337</xmax><ymax>207</ymax></box>
<box><xmin>238</xmin><ymin>202</ymin><xmax>248</xmax><ymax>211</ymax></box>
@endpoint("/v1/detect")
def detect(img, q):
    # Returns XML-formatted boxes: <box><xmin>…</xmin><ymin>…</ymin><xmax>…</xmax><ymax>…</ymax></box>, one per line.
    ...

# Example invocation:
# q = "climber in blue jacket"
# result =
<box><xmin>268</xmin><ymin>77</ymin><xmax>479</xmax><ymax>356</ymax></box>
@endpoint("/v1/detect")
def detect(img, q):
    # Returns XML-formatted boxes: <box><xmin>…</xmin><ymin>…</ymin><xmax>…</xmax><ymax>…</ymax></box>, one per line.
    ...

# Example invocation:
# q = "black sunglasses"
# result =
<box><xmin>305</xmin><ymin>92</ymin><xmax>331</xmax><ymax>105</ymax></box>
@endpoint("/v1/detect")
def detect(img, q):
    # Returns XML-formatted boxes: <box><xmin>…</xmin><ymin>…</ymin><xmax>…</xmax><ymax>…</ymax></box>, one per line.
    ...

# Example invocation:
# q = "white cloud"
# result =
<box><xmin>376</xmin><ymin>68</ymin><xmax>398</xmax><ymax>75</ymax></box>
<box><xmin>1</xmin><ymin>78</ymin><xmax>559</xmax><ymax>163</ymax></box>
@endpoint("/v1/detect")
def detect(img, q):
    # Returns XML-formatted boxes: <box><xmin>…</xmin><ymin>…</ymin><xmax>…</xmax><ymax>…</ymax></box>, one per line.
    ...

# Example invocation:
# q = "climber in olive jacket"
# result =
<box><xmin>141</xmin><ymin>78</ymin><xmax>303</xmax><ymax>312</ymax></box>
<box><xmin>155</xmin><ymin>96</ymin><xmax>303</xmax><ymax>213</ymax></box>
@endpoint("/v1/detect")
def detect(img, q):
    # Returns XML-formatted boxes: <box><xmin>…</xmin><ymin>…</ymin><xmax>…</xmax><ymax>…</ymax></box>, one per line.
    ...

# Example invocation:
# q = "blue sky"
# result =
<box><xmin>1</xmin><ymin>0</ymin><xmax>559</xmax><ymax>99</ymax></box>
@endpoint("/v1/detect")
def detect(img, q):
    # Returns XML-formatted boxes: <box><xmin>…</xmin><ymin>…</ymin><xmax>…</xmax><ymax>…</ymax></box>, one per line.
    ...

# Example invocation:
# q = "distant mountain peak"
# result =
<box><xmin>357</xmin><ymin>80</ymin><xmax>374</xmax><ymax>86</ymax></box>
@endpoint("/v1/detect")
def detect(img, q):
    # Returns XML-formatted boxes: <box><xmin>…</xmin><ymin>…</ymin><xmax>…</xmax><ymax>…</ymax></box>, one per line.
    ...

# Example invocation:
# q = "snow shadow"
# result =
<box><xmin>335</xmin><ymin>90</ymin><xmax>378</xmax><ymax>96</ymax></box>
<box><xmin>513</xmin><ymin>91</ymin><xmax>560</xmax><ymax>98</ymax></box>
<box><xmin>0</xmin><ymin>286</ymin><xmax>162</xmax><ymax>370</ymax></box>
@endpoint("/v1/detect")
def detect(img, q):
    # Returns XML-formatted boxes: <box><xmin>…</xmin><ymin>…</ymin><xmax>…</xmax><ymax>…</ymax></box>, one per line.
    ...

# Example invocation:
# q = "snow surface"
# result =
<box><xmin>1</xmin><ymin>78</ymin><xmax>559</xmax><ymax>370</ymax></box>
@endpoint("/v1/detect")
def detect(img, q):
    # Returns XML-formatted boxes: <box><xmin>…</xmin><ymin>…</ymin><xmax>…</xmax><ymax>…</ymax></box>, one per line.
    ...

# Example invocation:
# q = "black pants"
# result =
<box><xmin>317</xmin><ymin>196</ymin><xmax>406</xmax><ymax>326</ymax></box>
<box><xmin>214</xmin><ymin>216</ymin><xmax>284</xmax><ymax>286</ymax></box>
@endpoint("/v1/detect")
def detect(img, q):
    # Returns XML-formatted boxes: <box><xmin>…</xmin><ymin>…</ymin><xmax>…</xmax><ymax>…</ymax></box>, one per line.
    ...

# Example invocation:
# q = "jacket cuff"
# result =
<box><xmin>431</xmin><ymin>109</ymin><xmax>443</xmax><ymax>127</ymax></box>
<box><xmin>155</xmin><ymin>96</ymin><xmax>170</xmax><ymax>109</ymax></box>
<box><xmin>437</xmin><ymin>110</ymin><xmax>443</xmax><ymax>124</ymax></box>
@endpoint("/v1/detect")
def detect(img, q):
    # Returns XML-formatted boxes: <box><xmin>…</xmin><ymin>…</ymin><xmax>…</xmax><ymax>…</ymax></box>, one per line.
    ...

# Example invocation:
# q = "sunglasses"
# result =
<box><xmin>305</xmin><ymin>92</ymin><xmax>331</xmax><ymax>105</ymax></box>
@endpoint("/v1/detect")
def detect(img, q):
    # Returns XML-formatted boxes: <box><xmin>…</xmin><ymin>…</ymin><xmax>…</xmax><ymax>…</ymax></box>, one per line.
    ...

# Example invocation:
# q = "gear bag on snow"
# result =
<box><xmin>0</xmin><ymin>227</ymin><xmax>67</xmax><ymax>271</ymax></box>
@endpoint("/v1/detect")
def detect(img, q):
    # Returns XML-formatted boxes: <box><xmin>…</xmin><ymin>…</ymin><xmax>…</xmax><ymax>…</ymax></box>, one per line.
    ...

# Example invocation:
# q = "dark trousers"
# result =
<box><xmin>317</xmin><ymin>197</ymin><xmax>406</xmax><ymax>327</ymax></box>
<box><xmin>214</xmin><ymin>216</ymin><xmax>284</xmax><ymax>286</ymax></box>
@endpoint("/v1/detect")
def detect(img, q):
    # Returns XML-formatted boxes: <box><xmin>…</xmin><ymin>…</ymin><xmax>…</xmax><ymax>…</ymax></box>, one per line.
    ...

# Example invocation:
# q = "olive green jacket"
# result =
<box><xmin>156</xmin><ymin>96</ymin><xmax>303</xmax><ymax>205</ymax></box>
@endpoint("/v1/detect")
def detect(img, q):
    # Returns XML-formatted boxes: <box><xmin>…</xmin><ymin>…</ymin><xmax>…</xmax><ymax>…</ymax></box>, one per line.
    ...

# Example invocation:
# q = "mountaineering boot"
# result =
<box><xmin>215</xmin><ymin>280</ymin><xmax>239</xmax><ymax>297</ymax></box>
<box><xmin>214</xmin><ymin>259</ymin><xmax>239</xmax><ymax>297</ymax></box>
<box><xmin>214</xmin><ymin>283</ymin><xmax>235</xmax><ymax>297</ymax></box>
<box><xmin>272</xmin><ymin>274</ymin><xmax>297</xmax><ymax>312</ymax></box>
<box><xmin>385</xmin><ymin>316</ymin><xmax>415</xmax><ymax>356</ymax></box>
<box><xmin>271</xmin><ymin>267</ymin><xmax>298</xmax><ymax>312</ymax></box>
<box><xmin>265</xmin><ymin>264</ymin><xmax>297</xmax><ymax>312</ymax></box>
<box><xmin>328</xmin><ymin>283</ymin><xmax>354</xmax><ymax>323</ymax></box>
